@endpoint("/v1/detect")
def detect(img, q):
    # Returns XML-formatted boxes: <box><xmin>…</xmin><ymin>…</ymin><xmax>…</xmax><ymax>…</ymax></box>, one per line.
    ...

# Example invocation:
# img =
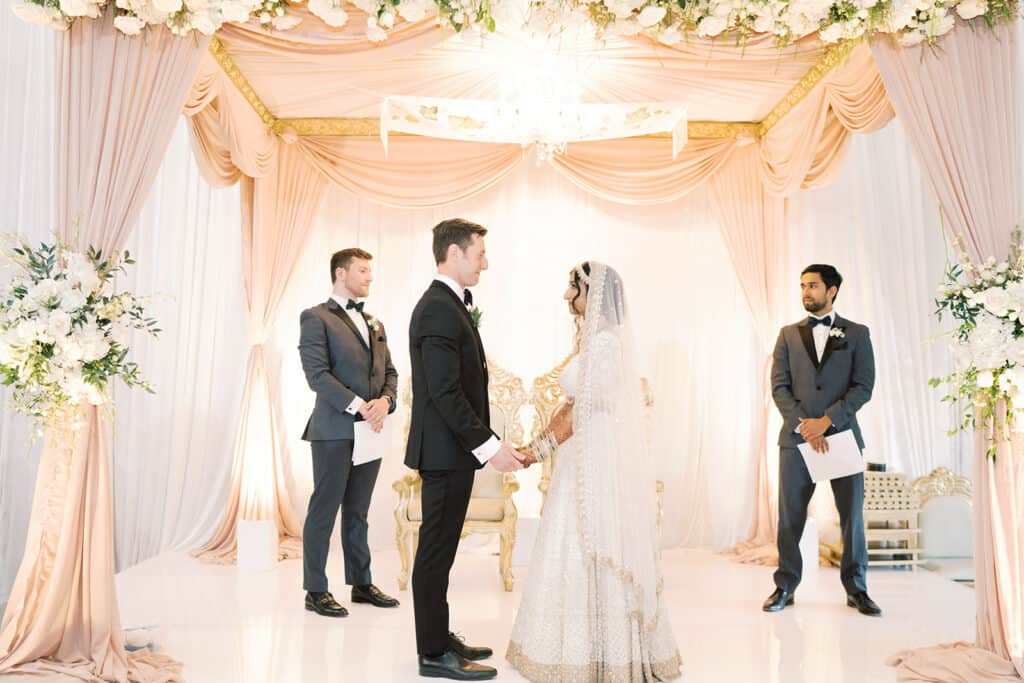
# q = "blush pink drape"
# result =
<box><xmin>0</xmin><ymin>13</ymin><xmax>207</xmax><ymax>682</ymax></box>
<box><xmin>872</xmin><ymin>21</ymin><xmax>1024</xmax><ymax>682</ymax></box>
<box><xmin>193</xmin><ymin>140</ymin><xmax>328</xmax><ymax>564</ymax></box>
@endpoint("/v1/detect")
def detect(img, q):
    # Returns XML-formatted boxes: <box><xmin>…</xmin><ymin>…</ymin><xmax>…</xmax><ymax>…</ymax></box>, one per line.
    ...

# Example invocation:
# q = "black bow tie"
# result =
<box><xmin>463</xmin><ymin>289</ymin><xmax>473</xmax><ymax>307</ymax></box>
<box><xmin>808</xmin><ymin>315</ymin><xmax>832</xmax><ymax>328</ymax></box>
<box><xmin>346</xmin><ymin>299</ymin><xmax>364</xmax><ymax>313</ymax></box>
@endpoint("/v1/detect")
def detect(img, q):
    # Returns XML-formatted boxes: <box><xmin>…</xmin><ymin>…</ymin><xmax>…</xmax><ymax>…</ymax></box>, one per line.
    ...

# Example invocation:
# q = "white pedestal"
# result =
<box><xmin>512</xmin><ymin>516</ymin><xmax>541</xmax><ymax>567</ymax></box>
<box><xmin>237</xmin><ymin>520</ymin><xmax>277</xmax><ymax>574</ymax></box>
<box><xmin>799</xmin><ymin>518</ymin><xmax>819</xmax><ymax>583</ymax></box>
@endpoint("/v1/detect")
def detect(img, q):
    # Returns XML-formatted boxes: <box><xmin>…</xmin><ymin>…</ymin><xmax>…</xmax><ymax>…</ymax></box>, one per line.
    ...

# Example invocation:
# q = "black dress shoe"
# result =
<box><xmin>762</xmin><ymin>588</ymin><xmax>795</xmax><ymax>612</ymax></box>
<box><xmin>447</xmin><ymin>631</ymin><xmax>493</xmax><ymax>661</ymax></box>
<box><xmin>418</xmin><ymin>651</ymin><xmax>496</xmax><ymax>680</ymax></box>
<box><xmin>847</xmin><ymin>591</ymin><xmax>882</xmax><ymax>617</ymax></box>
<box><xmin>305</xmin><ymin>591</ymin><xmax>348</xmax><ymax>617</ymax></box>
<box><xmin>351</xmin><ymin>584</ymin><xmax>400</xmax><ymax>608</ymax></box>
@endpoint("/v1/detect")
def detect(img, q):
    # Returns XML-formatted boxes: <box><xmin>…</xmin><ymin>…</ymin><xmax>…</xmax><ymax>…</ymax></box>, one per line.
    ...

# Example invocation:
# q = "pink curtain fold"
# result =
<box><xmin>550</xmin><ymin>137</ymin><xmax>739</xmax><ymax>204</ymax></box>
<box><xmin>760</xmin><ymin>42</ymin><xmax>893</xmax><ymax>196</ymax></box>
<box><xmin>708</xmin><ymin>143</ymin><xmax>789</xmax><ymax>564</ymax></box>
<box><xmin>193</xmin><ymin>140</ymin><xmax>327</xmax><ymax>564</ymax></box>
<box><xmin>1</xmin><ymin>13</ymin><xmax>207</xmax><ymax>681</ymax></box>
<box><xmin>871</xmin><ymin>21</ymin><xmax>1023</xmax><ymax>682</ymax></box>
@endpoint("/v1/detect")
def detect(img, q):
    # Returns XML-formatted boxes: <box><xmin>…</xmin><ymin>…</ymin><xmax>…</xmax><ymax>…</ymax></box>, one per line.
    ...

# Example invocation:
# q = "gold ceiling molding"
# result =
<box><xmin>757</xmin><ymin>38</ymin><xmax>862</xmax><ymax>137</ymax></box>
<box><xmin>208</xmin><ymin>34</ymin><xmax>857</xmax><ymax>143</ymax></box>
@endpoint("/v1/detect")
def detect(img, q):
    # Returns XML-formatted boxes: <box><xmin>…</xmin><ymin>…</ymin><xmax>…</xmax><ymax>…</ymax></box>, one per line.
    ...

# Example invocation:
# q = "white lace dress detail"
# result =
<box><xmin>506</xmin><ymin>354</ymin><xmax>682</xmax><ymax>682</ymax></box>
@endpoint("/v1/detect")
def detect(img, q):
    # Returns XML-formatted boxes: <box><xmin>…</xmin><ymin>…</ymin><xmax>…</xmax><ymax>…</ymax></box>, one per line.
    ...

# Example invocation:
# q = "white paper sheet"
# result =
<box><xmin>797</xmin><ymin>429</ymin><xmax>864</xmax><ymax>482</ymax></box>
<box><xmin>353</xmin><ymin>418</ymin><xmax>395</xmax><ymax>466</ymax></box>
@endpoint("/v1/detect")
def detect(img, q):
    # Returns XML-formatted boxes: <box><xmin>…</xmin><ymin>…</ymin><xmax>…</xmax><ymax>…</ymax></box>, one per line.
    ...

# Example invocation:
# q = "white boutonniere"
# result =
<box><xmin>829</xmin><ymin>327</ymin><xmax>845</xmax><ymax>339</ymax></box>
<box><xmin>469</xmin><ymin>306</ymin><xmax>483</xmax><ymax>329</ymax></box>
<box><xmin>366</xmin><ymin>316</ymin><xmax>380</xmax><ymax>333</ymax></box>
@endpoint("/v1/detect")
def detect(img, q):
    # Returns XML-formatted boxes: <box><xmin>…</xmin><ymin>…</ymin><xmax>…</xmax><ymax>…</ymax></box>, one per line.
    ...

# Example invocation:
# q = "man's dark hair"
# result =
<box><xmin>432</xmin><ymin>218</ymin><xmax>488</xmax><ymax>264</ymax></box>
<box><xmin>330</xmin><ymin>248</ymin><xmax>372</xmax><ymax>283</ymax></box>
<box><xmin>802</xmin><ymin>263</ymin><xmax>843</xmax><ymax>302</ymax></box>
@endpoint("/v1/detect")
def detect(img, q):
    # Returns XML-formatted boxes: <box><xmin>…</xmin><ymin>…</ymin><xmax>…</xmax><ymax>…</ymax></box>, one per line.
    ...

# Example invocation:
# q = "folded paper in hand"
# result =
<box><xmin>797</xmin><ymin>429</ymin><xmax>864</xmax><ymax>482</ymax></box>
<box><xmin>353</xmin><ymin>419</ymin><xmax>394</xmax><ymax>466</ymax></box>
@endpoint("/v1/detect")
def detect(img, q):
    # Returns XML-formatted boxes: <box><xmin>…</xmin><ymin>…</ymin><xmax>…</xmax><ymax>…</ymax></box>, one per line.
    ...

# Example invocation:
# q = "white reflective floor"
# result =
<box><xmin>117</xmin><ymin>547</ymin><xmax>976</xmax><ymax>683</ymax></box>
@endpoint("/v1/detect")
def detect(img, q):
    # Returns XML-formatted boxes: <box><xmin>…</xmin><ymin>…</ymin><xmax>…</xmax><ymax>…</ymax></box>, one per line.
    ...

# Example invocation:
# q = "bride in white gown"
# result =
<box><xmin>507</xmin><ymin>262</ymin><xmax>682</xmax><ymax>682</ymax></box>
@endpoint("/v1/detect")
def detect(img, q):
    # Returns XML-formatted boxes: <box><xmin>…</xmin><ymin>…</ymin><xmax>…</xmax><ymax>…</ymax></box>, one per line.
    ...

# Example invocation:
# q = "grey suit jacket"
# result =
<box><xmin>771</xmin><ymin>314</ymin><xmax>875</xmax><ymax>450</ymax></box>
<box><xmin>298</xmin><ymin>298</ymin><xmax>398</xmax><ymax>441</ymax></box>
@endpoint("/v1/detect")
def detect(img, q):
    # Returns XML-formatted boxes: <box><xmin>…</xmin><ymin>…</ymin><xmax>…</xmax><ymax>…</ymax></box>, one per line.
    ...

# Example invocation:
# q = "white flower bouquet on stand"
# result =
<box><xmin>931</xmin><ymin>228</ymin><xmax>1024</xmax><ymax>457</ymax></box>
<box><xmin>0</xmin><ymin>236</ymin><xmax>159</xmax><ymax>436</ymax></box>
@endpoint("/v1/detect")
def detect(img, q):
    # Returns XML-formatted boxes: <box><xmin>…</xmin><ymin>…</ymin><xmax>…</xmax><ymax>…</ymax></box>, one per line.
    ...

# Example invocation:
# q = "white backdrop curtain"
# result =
<box><xmin>0</xmin><ymin>10</ymin><xmax>981</xmax><ymax>610</ymax></box>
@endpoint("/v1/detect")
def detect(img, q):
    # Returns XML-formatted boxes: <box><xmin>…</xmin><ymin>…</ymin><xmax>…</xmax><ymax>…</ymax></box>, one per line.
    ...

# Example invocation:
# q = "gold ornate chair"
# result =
<box><xmin>529</xmin><ymin>355</ymin><xmax>664</xmax><ymax>525</ymax></box>
<box><xmin>393</xmin><ymin>359</ymin><xmax>526</xmax><ymax>592</ymax></box>
<box><xmin>911</xmin><ymin>467</ymin><xmax>973</xmax><ymax>581</ymax></box>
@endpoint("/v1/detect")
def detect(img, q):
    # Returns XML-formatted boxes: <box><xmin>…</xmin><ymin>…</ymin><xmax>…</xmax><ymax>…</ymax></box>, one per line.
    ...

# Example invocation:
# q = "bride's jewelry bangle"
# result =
<box><xmin>530</xmin><ymin>431</ymin><xmax>558</xmax><ymax>463</ymax></box>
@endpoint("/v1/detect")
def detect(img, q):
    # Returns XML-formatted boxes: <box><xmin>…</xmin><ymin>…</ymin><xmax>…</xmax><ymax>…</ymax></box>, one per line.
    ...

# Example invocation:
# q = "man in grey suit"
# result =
<box><xmin>299</xmin><ymin>247</ymin><xmax>400</xmax><ymax>618</ymax></box>
<box><xmin>763</xmin><ymin>264</ymin><xmax>882</xmax><ymax>617</ymax></box>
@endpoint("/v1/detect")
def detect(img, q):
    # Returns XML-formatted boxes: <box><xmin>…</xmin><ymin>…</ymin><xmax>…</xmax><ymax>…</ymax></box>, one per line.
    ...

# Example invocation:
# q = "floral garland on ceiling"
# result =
<box><xmin>9</xmin><ymin>0</ymin><xmax>1020</xmax><ymax>48</ymax></box>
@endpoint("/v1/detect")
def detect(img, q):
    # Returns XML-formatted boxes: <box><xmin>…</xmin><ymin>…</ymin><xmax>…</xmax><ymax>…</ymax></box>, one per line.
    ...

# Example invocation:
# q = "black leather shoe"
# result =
<box><xmin>351</xmin><ymin>584</ymin><xmax>400</xmax><ymax>608</ymax></box>
<box><xmin>418</xmin><ymin>651</ymin><xmax>496</xmax><ymax>680</ymax></box>
<box><xmin>847</xmin><ymin>591</ymin><xmax>882</xmax><ymax>617</ymax></box>
<box><xmin>762</xmin><ymin>588</ymin><xmax>795</xmax><ymax>612</ymax></box>
<box><xmin>305</xmin><ymin>591</ymin><xmax>348</xmax><ymax>617</ymax></box>
<box><xmin>447</xmin><ymin>631</ymin><xmax>493</xmax><ymax>661</ymax></box>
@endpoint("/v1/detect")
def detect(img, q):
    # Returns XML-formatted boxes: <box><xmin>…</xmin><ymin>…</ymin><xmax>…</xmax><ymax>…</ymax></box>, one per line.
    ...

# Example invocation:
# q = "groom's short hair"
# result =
<box><xmin>433</xmin><ymin>219</ymin><xmax>488</xmax><ymax>264</ymax></box>
<box><xmin>330</xmin><ymin>248</ymin><xmax>373</xmax><ymax>283</ymax></box>
<box><xmin>801</xmin><ymin>263</ymin><xmax>843</xmax><ymax>301</ymax></box>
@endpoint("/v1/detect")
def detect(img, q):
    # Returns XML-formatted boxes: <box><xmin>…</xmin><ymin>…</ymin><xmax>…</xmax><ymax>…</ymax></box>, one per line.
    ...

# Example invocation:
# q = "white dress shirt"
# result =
<box><xmin>330</xmin><ymin>293</ymin><xmax>370</xmax><ymax>416</ymax></box>
<box><xmin>432</xmin><ymin>274</ymin><xmax>500</xmax><ymax>464</ymax></box>
<box><xmin>810</xmin><ymin>311</ymin><xmax>836</xmax><ymax>362</ymax></box>
<box><xmin>795</xmin><ymin>311</ymin><xmax>837</xmax><ymax>434</ymax></box>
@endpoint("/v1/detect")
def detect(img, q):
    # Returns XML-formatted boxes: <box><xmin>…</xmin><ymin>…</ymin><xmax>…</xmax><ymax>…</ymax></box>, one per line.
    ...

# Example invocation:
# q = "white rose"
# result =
<box><xmin>378</xmin><ymin>10</ymin><xmax>395</xmax><ymax>27</ymax></box>
<box><xmin>397</xmin><ymin>0</ymin><xmax>428</xmax><ymax>21</ymax></box>
<box><xmin>365</xmin><ymin>19</ymin><xmax>388</xmax><ymax>41</ymax></box>
<box><xmin>818</xmin><ymin>21</ymin><xmax>844</xmax><ymax>42</ymax></box>
<box><xmin>980</xmin><ymin>287</ymin><xmax>1013</xmax><ymax>317</ymax></box>
<box><xmin>59</xmin><ymin>339</ymin><xmax>84</xmax><ymax>363</ymax></box>
<box><xmin>152</xmin><ymin>0</ymin><xmax>183</xmax><ymax>12</ymax></box>
<box><xmin>637</xmin><ymin>4</ymin><xmax>666</xmax><ymax>25</ymax></box>
<box><xmin>12</xmin><ymin>1</ymin><xmax>54</xmax><ymax>25</ymax></box>
<box><xmin>45</xmin><ymin>310</ymin><xmax>73</xmax><ymax>339</ymax></box>
<box><xmin>114</xmin><ymin>13</ymin><xmax>147</xmax><ymax>33</ymax></box>
<box><xmin>219</xmin><ymin>0</ymin><xmax>253</xmax><ymax>22</ymax></box>
<box><xmin>696</xmin><ymin>14</ymin><xmax>728</xmax><ymax>36</ymax></box>
<box><xmin>190</xmin><ymin>9</ymin><xmax>221</xmax><ymax>32</ymax></box>
<box><xmin>58</xmin><ymin>0</ymin><xmax>90</xmax><ymax>16</ymax></box>
<box><xmin>977</xmin><ymin>369</ymin><xmax>995</xmax><ymax>388</ymax></box>
<box><xmin>308</xmin><ymin>0</ymin><xmax>348</xmax><ymax>25</ymax></box>
<box><xmin>271</xmin><ymin>12</ymin><xmax>299</xmax><ymax>28</ymax></box>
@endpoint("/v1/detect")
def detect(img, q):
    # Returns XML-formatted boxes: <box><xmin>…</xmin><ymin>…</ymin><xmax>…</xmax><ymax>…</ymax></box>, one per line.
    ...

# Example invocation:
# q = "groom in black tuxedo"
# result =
<box><xmin>298</xmin><ymin>248</ymin><xmax>400</xmax><ymax>619</ymax></box>
<box><xmin>764</xmin><ymin>264</ymin><xmax>881</xmax><ymax>617</ymax></box>
<box><xmin>406</xmin><ymin>219</ymin><xmax>528</xmax><ymax>681</ymax></box>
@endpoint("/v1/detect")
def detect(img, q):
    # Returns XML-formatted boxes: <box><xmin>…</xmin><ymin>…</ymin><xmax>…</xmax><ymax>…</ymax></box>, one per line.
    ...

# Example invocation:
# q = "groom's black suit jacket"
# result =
<box><xmin>405</xmin><ymin>280</ymin><xmax>493</xmax><ymax>471</ymax></box>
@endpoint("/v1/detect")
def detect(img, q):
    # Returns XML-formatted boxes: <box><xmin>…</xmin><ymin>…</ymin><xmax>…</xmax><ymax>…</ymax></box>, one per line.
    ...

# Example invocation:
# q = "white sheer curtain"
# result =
<box><xmin>269</xmin><ymin>160</ymin><xmax>764</xmax><ymax>552</ymax></box>
<box><xmin>0</xmin><ymin>9</ymin><xmax>55</xmax><ymax>615</ymax></box>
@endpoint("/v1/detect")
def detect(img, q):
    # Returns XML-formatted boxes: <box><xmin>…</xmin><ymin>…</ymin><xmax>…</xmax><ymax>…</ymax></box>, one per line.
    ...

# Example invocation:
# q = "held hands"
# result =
<box><xmin>798</xmin><ymin>416</ymin><xmax>832</xmax><ymax>442</ymax></box>
<box><xmin>360</xmin><ymin>398</ymin><xmax>390</xmax><ymax>433</ymax></box>
<box><xmin>489</xmin><ymin>442</ymin><xmax>531</xmax><ymax>473</ymax></box>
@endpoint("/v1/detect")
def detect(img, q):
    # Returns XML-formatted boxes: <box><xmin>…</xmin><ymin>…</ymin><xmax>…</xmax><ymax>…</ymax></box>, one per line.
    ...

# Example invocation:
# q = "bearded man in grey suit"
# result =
<box><xmin>763</xmin><ymin>264</ymin><xmax>882</xmax><ymax>618</ymax></box>
<box><xmin>299</xmin><ymin>247</ymin><xmax>400</xmax><ymax>618</ymax></box>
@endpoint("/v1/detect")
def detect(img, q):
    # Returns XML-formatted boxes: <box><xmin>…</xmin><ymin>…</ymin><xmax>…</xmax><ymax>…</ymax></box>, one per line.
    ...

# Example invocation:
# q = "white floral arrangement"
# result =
<box><xmin>548</xmin><ymin>0</ymin><xmax>1016</xmax><ymax>47</ymax></box>
<box><xmin>0</xmin><ymin>236</ymin><xmax>159</xmax><ymax>433</ymax></box>
<box><xmin>930</xmin><ymin>228</ymin><xmax>1024</xmax><ymax>457</ymax></box>
<box><xmin>12</xmin><ymin>0</ymin><xmax>1015</xmax><ymax>44</ymax></box>
<box><xmin>11</xmin><ymin>0</ymin><xmax>490</xmax><ymax>41</ymax></box>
